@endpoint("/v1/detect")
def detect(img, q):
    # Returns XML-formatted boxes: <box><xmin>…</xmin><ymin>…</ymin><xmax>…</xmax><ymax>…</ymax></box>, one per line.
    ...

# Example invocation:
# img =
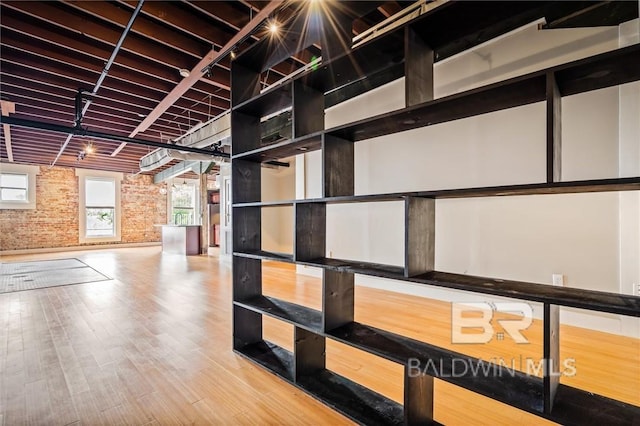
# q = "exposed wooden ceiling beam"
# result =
<box><xmin>0</xmin><ymin>75</ymin><xmax>198</xmax><ymax>132</ymax></box>
<box><xmin>0</xmin><ymin>38</ymin><xmax>228</xmax><ymax>111</ymax></box>
<box><xmin>0</xmin><ymin>59</ymin><xmax>213</xmax><ymax>123</ymax></box>
<box><xmin>0</xmin><ymin>101</ymin><xmax>16</xmax><ymax>162</ymax></box>
<box><xmin>112</xmin><ymin>0</ymin><xmax>284</xmax><ymax>157</ymax></box>
<box><xmin>1</xmin><ymin>2</ymin><xmax>230</xmax><ymax>91</ymax></box>
<box><xmin>0</xmin><ymin>11</ymin><xmax>230</xmax><ymax>102</ymax></box>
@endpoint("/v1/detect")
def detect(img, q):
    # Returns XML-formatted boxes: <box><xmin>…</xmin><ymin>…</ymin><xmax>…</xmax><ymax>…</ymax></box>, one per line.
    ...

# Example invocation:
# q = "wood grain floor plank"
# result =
<box><xmin>2</xmin><ymin>372</ymin><xmax>26</xmax><ymax>426</ymax></box>
<box><xmin>24</xmin><ymin>379</ymin><xmax>54</xmax><ymax>425</ymax></box>
<box><xmin>43</xmin><ymin>365</ymin><xmax>80</xmax><ymax>426</ymax></box>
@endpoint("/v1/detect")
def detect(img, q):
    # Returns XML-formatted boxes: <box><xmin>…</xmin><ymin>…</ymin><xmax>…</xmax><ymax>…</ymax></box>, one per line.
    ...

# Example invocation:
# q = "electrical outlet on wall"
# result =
<box><xmin>328</xmin><ymin>250</ymin><xmax>333</xmax><ymax>258</ymax></box>
<box><xmin>552</xmin><ymin>274</ymin><xmax>564</xmax><ymax>286</ymax></box>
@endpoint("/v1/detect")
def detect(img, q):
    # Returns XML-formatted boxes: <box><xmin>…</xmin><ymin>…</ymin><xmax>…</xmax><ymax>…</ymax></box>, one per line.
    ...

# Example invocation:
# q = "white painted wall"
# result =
<box><xmin>295</xmin><ymin>20</ymin><xmax>640</xmax><ymax>337</ymax></box>
<box><xmin>261</xmin><ymin>164</ymin><xmax>295</xmax><ymax>253</ymax></box>
<box><xmin>618</xmin><ymin>19</ymin><xmax>640</xmax><ymax>337</ymax></box>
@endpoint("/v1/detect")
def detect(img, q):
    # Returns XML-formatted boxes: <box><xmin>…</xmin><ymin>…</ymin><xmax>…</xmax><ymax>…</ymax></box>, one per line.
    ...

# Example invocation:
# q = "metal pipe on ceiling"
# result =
<box><xmin>0</xmin><ymin>116</ymin><xmax>228</xmax><ymax>158</ymax></box>
<box><xmin>110</xmin><ymin>0</ymin><xmax>284</xmax><ymax>158</ymax></box>
<box><xmin>49</xmin><ymin>0</ymin><xmax>145</xmax><ymax>168</ymax></box>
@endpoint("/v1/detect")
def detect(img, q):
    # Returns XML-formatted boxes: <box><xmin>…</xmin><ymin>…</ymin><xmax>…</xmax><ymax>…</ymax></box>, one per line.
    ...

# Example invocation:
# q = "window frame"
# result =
<box><xmin>0</xmin><ymin>164</ymin><xmax>39</xmax><ymax>210</ymax></box>
<box><xmin>169</xmin><ymin>178</ymin><xmax>199</xmax><ymax>225</ymax></box>
<box><xmin>76</xmin><ymin>169</ymin><xmax>123</xmax><ymax>244</ymax></box>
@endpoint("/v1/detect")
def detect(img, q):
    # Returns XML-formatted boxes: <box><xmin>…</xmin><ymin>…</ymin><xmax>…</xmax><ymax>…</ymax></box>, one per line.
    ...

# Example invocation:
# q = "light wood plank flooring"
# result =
<box><xmin>0</xmin><ymin>247</ymin><xmax>638</xmax><ymax>425</ymax></box>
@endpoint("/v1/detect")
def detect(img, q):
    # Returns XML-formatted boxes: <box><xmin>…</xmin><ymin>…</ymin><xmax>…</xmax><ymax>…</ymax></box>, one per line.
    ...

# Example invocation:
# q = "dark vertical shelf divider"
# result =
<box><xmin>230</xmin><ymin>62</ymin><xmax>261</xmax><ymax>107</ymax></box>
<box><xmin>323</xmin><ymin>134</ymin><xmax>354</xmax><ymax>197</ymax></box>
<box><xmin>231</xmin><ymin>159</ymin><xmax>261</xmax><ymax>203</ymax></box>
<box><xmin>232</xmin><ymin>206</ymin><xmax>260</xmax><ymax>252</ymax></box>
<box><xmin>546</xmin><ymin>72</ymin><xmax>562</xmax><ymax>183</ymax></box>
<box><xmin>322</xmin><ymin>269</ymin><xmax>355</xmax><ymax>332</ymax></box>
<box><xmin>404</xmin><ymin>197</ymin><xmax>435</xmax><ymax>278</ymax></box>
<box><xmin>404</xmin><ymin>364</ymin><xmax>435</xmax><ymax>425</ymax></box>
<box><xmin>233</xmin><ymin>305</ymin><xmax>262</xmax><ymax>350</ymax></box>
<box><xmin>231</xmin><ymin>111</ymin><xmax>260</xmax><ymax>155</ymax></box>
<box><xmin>405</xmin><ymin>25</ymin><xmax>434</xmax><ymax>107</ymax></box>
<box><xmin>294</xmin><ymin>327</ymin><xmax>326</xmax><ymax>382</ymax></box>
<box><xmin>292</xmin><ymin>81</ymin><xmax>324</xmax><ymax>138</ymax></box>
<box><xmin>231</xmin><ymin>2</ymin><xmax>640</xmax><ymax>424</ymax></box>
<box><xmin>543</xmin><ymin>303</ymin><xmax>560</xmax><ymax>413</ymax></box>
<box><xmin>233</xmin><ymin>256</ymin><xmax>262</xmax><ymax>301</ymax></box>
<box><xmin>295</xmin><ymin>203</ymin><xmax>326</xmax><ymax>261</ymax></box>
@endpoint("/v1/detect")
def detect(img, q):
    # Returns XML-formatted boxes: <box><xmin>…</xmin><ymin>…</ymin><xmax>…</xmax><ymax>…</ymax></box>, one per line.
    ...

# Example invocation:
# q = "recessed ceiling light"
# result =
<box><xmin>179</xmin><ymin>68</ymin><xmax>190</xmax><ymax>78</ymax></box>
<box><xmin>137</xmin><ymin>113</ymin><xmax>147</xmax><ymax>118</ymax></box>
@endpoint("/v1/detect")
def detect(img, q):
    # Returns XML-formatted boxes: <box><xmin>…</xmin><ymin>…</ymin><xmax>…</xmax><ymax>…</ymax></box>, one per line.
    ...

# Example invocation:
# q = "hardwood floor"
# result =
<box><xmin>0</xmin><ymin>247</ymin><xmax>637</xmax><ymax>425</ymax></box>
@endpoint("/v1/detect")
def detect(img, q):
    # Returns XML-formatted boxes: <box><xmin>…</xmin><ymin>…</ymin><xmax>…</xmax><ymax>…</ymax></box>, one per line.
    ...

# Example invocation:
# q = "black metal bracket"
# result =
<box><xmin>74</xmin><ymin>88</ymin><xmax>93</xmax><ymax>129</ymax></box>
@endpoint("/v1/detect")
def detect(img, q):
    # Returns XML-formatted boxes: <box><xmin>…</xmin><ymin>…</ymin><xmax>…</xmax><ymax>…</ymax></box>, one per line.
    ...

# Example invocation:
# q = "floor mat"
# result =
<box><xmin>0</xmin><ymin>258</ymin><xmax>111</xmax><ymax>294</ymax></box>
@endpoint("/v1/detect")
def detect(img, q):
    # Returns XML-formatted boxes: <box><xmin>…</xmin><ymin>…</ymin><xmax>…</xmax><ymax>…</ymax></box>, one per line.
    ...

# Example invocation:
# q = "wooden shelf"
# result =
<box><xmin>232</xmin><ymin>133</ymin><xmax>322</xmax><ymax>162</ymax></box>
<box><xmin>408</xmin><ymin>271</ymin><xmax>640</xmax><ymax>318</ymax></box>
<box><xmin>329</xmin><ymin>44</ymin><xmax>640</xmax><ymax>142</ymax></box>
<box><xmin>233</xmin><ymin>251</ymin><xmax>640</xmax><ymax>317</ymax></box>
<box><xmin>232</xmin><ymin>250</ymin><xmax>294</xmax><ymax>263</ymax></box>
<box><xmin>297</xmin><ymin>257</ymin><xmax>405</xmax><ymax>277</ymax></box>
<box><xmin>296</xmin><ymin>369</ymin><xmax>405</xmax><ymax>426</ymax></box>
<box><xmin>555</xmin><ymin>43</ymin><xmax>640</xmax><ymax>96</ymax></box>
<box><xmin>234</xmin><ymin>296</ymin><xmax>322</xmax><ymax>332</ymax></box>
<box><xmin>550</xmin><ymin>383</ymin><xmax>640</xmax><ymax>425</ymax></box>
<box><xmin>236</xmin><ymin>340</ymin><xmax>294</xmax><ymax>382</ymax></box>
<box><xmin>233</xmin><ymin>200</ymin><xmax>296</xmax><ymax>208</ymax></box>
<box><xmin>232</xmin><ymin>82</ymin><xmax>293</xmax><ymax>117</ymax></box>
<box><xmin>232</xmin><ymin>177</ymin><xmax>640</xmax><ymax>207</ymax></box>
<box><xmin>328</xmin><ymin>322</ymin><xmax>544</xmax><ymax>413</ymax></box>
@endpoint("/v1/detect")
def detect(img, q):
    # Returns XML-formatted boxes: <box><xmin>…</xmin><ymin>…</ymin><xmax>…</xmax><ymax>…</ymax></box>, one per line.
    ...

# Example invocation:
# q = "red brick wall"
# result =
<box><xmin>0</xmin><ymin>165</ymin><xmax>167</xmax><ymax>251</ymax></box>
<box><xmin>121</xmin><ymin>173</ymin><xmax>167</xmax><ymax>243</ymax></box>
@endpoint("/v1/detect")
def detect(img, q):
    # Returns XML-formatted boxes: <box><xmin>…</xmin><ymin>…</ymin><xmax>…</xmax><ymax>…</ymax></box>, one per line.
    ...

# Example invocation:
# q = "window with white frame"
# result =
<box><xmin>0</xmin><ymin>164</ymin><xmax>39</xmax><ymax>209</ymax></box>
<box><xmin>77</xmin><ymin>169</ymin><xmax>122</xmax><ymax>243</ymax></box>
<box><xmin>1</xmin><ymin>173</ymin><xmax>28</xmax><ymax>201</ymax></box>
<box><xmin>85</xmin><ymin>178</ymin><xmax>116</xmax><ymax>237</ymax></box>
<box><xmin>171</xmin><ymin>180</ymin><xmax>197</xmax><ymax>225</ymax></box>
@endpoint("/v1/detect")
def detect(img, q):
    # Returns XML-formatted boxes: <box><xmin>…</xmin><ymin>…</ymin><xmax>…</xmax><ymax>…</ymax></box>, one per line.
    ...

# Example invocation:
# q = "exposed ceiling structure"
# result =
<box><xmin>1</xmin><ymin>1</ymin><xmax>638</xmax><ymax>177</ymax></box>
<box><xmin>0</xmin><ymin>0</ymin><xmax>402</xmax><ymax>175</ymax></box>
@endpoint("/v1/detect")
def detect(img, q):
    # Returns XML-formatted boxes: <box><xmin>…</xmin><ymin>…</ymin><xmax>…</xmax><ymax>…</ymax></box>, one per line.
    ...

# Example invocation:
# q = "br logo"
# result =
<box><xmin>451</xmin><ymin>302</ymin><xmax>533</xmax><ymax>344</ymax></box>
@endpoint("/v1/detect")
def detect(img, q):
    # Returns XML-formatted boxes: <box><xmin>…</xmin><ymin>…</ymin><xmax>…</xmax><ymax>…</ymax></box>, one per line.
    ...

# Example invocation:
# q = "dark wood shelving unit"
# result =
<box><xmin>230</xmin><ymin>2</ymin><xmax>640</xmax><ymax>424</ymax></box>
<box><xmin>233</xmin><ymin>250</ymin><xmax>640</xmax><ymax>317</ymax></box>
